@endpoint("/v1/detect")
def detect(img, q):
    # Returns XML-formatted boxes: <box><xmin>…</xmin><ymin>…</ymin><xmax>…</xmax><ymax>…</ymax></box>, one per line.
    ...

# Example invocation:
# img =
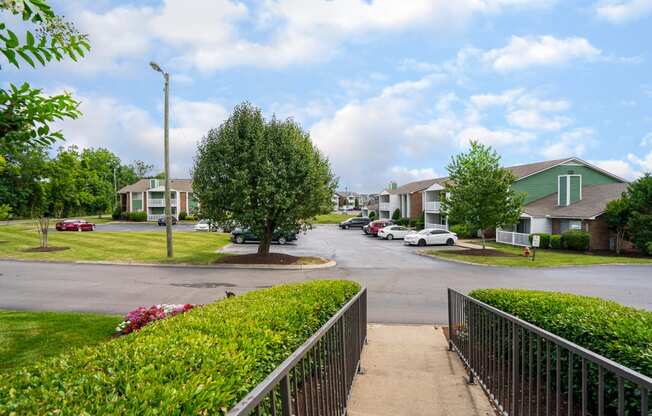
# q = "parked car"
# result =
<box><xmin>362</xmin><ymin>224</ymin><xmax>370</xmax><ymax>234</ymax></box>
<box><xmin>368</xmin><ymin>219</ymin><xmax>393</xmax><ymax>236</ymax></box>
<box><xmin>377</xmin><ymin>225</ymin><xmax>411</xmax><ymax>240</ymax></box>
<box><xmin>339</xmin><ymin>217</ymin><xmax>371</xmax><ymax>230</ymax></box>
<box><xmin>157</xmin><ymin>216</ymin><xmax>178</xmax><ymax>226</ymax></box>
<box><xmin>55</xmin><ymin>219</ymin><xmax>95</xmax><ymax>231</ymax></box>
<box><xmin>230</xmin><ymin>228</ymin><xmax>297</xmax><ymax>245</ymax></box>
<box><xmin>404</xmin><ymin>228</ymin><xmax>457</xmax><ymax>247</ymax></box>
<box><xmin>193</xmin><ymin>219</ymin><xmax>218</xmax><ymax>232</ymax></box>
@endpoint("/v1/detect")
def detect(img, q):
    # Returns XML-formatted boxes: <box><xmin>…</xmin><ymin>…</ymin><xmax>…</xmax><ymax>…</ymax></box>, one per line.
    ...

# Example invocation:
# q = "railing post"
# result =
<box><xmin>447</xmin><ymin>289</ymin><xmax>453</xmax><ymax>351</ymax></box>
<box><xmin>280</xmin><ymin>375</ymin><xmax>292</xmax><ymax>416</ymax></box>
<box><xmin>511</xmin><ymin>322</ymin><xmax>519</xmax><ymax>416</ymax></box>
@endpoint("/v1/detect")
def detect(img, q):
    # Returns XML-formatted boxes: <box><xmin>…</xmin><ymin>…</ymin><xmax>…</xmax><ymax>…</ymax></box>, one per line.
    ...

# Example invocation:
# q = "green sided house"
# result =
<box><xmin>498</xmin><ymin>157</ymin><xmax>628</xmax><ymax>250</ymax></box>
<box><xmin>117</xmin><ymin>178</ymin><xmax>199</xmax><ymax>221</ymax></box>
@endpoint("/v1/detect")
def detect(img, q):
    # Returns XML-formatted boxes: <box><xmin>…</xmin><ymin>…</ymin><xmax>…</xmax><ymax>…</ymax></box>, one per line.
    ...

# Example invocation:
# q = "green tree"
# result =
<box><xmin>626</xmin><ymin>174</ymin><xmax>652</xmax><ymax>255</ymax></box>
<box><xmin>392</xmin><ymin>208</ymin><xmax>401</xmax><ymax>221</ymax></box>
<box><xmin>604</xmin><ymin>196</ymin><xmax>631</xmax><ymax>254</ymax></box>
<box><xmin>442</xmin><ymin>141</ymin><xmax>524</xmax><ymax>249</ymax></box>
<box><xmin>130</xmin><ymin>160</ymin><xmax>154</xmax><ymax>179</ymax></box>
<box><xmin>193</xmin><ymin>103</ymin><xmax>337</xmax><ymax>255</ymax></box>
<box><xmin>369</xmin><ymin>211</ymin><xmax>376</xmax><ymax>220</ymax></box>
<box><xmin>0</xmin><ymin>147</ymin><xmax>49</xmax><ymax>217</ymax></box>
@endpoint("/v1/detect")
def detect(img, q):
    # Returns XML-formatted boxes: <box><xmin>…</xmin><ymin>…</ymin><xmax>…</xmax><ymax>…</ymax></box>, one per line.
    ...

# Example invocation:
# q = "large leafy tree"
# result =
<box><xmin>604</xmin><ymin>196</ymin><xmax>631</xmax><ymax>254</ymax></box>
<box><xmin>442</xmin><ymin>141</ymin><xmax>524</xmax><ymax>249</ymax></box>
<box><xmin>193</xmin><ymin>103</ymin><xmax>337</xmax><ymax>255</ymax></box>
<box><xmin>626</xmin><ymin>174</ymin><xmax>652</xmax><ymax>255</ymax></box>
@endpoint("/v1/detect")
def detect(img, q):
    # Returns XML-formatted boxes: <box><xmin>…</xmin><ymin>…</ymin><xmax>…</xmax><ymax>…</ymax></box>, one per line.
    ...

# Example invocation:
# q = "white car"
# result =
<box><xmin>194</xmin><ymin>219</ymin><xmax>215</xmax><ymax>232</ymax></box>
<box><xmin>377</xmin><ymin>225</ymin><xmax>411</xmax><ymax>240</ymax></box>
<box><xmin>404</xmin><ymin>228</ymin><xmax>457</xmax><ymax>247</ymax></box>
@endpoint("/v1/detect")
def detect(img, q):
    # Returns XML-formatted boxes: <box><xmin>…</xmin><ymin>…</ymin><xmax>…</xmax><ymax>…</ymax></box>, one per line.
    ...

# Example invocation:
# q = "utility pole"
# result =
<box><xmin>113</xmin><ymin>167</ymin><xmax>117</xmax><ymax>212</ymax></box>
<box><xmin>150</xmin><ymin>61</ymin><xmax>173</xmax><ymax>257</ymax></box>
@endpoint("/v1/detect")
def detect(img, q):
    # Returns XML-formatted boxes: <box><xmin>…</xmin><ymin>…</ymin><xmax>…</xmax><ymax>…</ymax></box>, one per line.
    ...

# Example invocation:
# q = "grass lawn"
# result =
<box><xmin>0</xmin><ymin>225</ymin><xmax>231</xmax><ymax>264</ymax></box>
<box><xmin>424</xmin><ymin>241</ymin><xmax>652</xmax><ymax>268</ymax></box>
<box><xmin>312</xmin><ymin>212</ymin><xmax>359</xmax><ymax>224</ymax></box>
<box><xmin>0</xmin><ymin>310</ymin><xmax>121</xmax><ymax>372</ymax></box>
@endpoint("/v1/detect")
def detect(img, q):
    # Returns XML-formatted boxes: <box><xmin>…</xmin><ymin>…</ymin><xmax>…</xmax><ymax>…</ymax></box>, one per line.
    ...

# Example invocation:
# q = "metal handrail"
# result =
<box><xmin>227</xmin><ymin>287</ymin><xmax>367</xmax><ymax>416</ymax></box>
<box><xmin>448</xmin><ymin>288</ymin><xmax>651</xmax><ymax>416</ymax></box>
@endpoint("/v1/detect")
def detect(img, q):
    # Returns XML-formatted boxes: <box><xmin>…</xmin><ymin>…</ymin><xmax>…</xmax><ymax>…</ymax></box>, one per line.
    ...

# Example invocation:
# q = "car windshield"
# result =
<box><xmin>417</xmin><ymin>229</ymin><xmax>430</xmax><ymax>234</ymax></box>
<box><xmin>198</xmin><ymin>220</ymin><xmax>207</xmax><ymax>224</ymax></box>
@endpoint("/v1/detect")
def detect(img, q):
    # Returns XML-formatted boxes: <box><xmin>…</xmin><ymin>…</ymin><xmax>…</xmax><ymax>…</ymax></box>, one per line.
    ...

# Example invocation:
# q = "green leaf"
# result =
<box><xmin>16</xmin><ymin>50</ymin><xmax>35</xmax><ymax>67</ymax></box>
<box><xmin>26</xmin><ymin>31</ymin><xmax>35</xmax><ymax>47</ymax></box>
<box><xmin>1</xmin><ymin>49</ymin><xmax>19</xmax><ymax>68</ymax></box>
<box><xmin>6</xmin><ymin>30</ymin><xmax>20</xmax><ymax>48</ymax></box>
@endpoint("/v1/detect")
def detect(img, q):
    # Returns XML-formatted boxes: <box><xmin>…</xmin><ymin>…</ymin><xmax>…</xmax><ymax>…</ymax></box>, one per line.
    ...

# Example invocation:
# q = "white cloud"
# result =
<box><xmin>456</xmin><ymin>126</ymin><xmax>535</xmax><ymax>147</ymax></box>
<box><xmin>388</xmin><ymin>166</ymin><xmax>440</xmax><ymax>184</ymax></box>
<box><xmin>482</xmin><ymin>36</ymin><xmax>601</xmax><ymax>72</ymax></box>
<box><xmin>591</xmin><ymin>159</ymin><xmax>641</xmax><ymax>180</ymax></box>
<box><xmin>541</xmin><ymin>128</ymin><xmax>595</xmax><ymax>158</ymax></box>
<box><xmin>594</xmin><ymin>0</ymin><xmax>652</xmax><ymax>23</ymax></box>
<box><xmin>628</xmin><ymin>151</ymin><xmax>652</xmax><ymax>173</ymax></box>
<box><xmin>54</xmin><ymin>92</ymin><xmax>227</xmax><ymax>177</ymax></box>
<box><xmin>641</xmin><ymin>132</ymin><xmax>652</xmax><ymax>147</ymax></box>
<box><xmin>507</xmin><ymin>110</ymin><xmax>572</xmax><ymax>131</ymax></box>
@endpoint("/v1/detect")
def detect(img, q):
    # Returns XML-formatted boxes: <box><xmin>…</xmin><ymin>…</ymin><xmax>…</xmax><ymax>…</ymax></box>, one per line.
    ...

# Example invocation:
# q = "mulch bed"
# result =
<box><xmin>446</xmin><ymin>249</ymin><xmax>520</xmax><ymax>257</ymax></box>
<box><xmin>216</xmin><ymin>253</ymin><xmax>324</xmax><ymax>265</ymax></box>
<box><xmin>22</xmin><ymin>246</ymin><xmax>70</xmax><ymax>253</ymax></box>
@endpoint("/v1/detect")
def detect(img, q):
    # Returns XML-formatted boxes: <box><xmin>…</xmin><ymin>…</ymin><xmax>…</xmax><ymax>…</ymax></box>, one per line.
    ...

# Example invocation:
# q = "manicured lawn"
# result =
<box><xmin>0</xmin><ymin>310</ymin><xmax>121</xmax><ymax>372</ymax></box>
<box><xmin>425</xmin><ymin>242</ymin><xmax>652</xmax><ymax>267</ymax></box>
<box><xmin>0</xmin><ymin>225</ymin><xmax>231</xmax><ymax>264</ymax></box>
<box><xmin>313</xmin><ymin>212</ymin><xmax>359</xmax><ymax>224</ymax></box>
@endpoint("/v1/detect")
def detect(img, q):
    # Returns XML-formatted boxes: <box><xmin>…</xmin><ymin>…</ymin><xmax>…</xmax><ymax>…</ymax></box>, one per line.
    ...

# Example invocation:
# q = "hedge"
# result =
<box><xmin>550</xmin><ymin>234</ymin><xmax>562</xmax><ymax>249</ymax></box>
<box><xmin>470</xmin><ymin>288</ymin><xmax>652</xmax><ymax>377</ymax></box>
<box><xmin>561</xmin><ymin>230</ymin><xmax>590</xmax><ymax>250</ymax></box>
<box><xmin>178</xmin><ymin>211</ymin><xmax>187</xmax><ymax>220</ymax></box>
<box><xmin>450</xmin><ymin>223</ymin><xmax>473</xmax><ymax>238</ymax></box>
<box><xmin>128</xmin><ymin>211</ymin><xmax>147</xmax><ymax>222</ymax></box>
<box><xmin>528</xmin><ymin>233</ymin><xmax>550</xmax><ymax>248</ymax></box>
<box><xmin>0</xmin><ymin>280</ymin><xmax>361</xmax><ymax>415</ymax></box>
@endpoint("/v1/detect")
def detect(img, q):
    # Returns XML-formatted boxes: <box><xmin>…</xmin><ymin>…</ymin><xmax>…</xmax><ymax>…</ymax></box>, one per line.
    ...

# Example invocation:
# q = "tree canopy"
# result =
<box><xmin>442</xmin><ymin>141</ymin><xmax>524</xmax><ymax>248</ymax></box>
<box><xmin>193</xmin><ymin>103</ymin><xmax>337</xmax><ymax>255</ymax></box>
<box><xmin>625</xmin><ymin>174</ymin><xmax>652</xmax><ymax>255</ymax></box>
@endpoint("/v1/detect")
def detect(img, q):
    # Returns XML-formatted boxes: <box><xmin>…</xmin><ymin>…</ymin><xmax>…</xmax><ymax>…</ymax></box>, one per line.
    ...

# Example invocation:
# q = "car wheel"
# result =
<box><xmin>387</xmin><ymin>234</ymin><xmax>394</xmax><ymax>240</ymax></box>
<box><xmin>446</xmin><ymin>238</ymin><xmax>455</xmax><ymax>246</ymax></box>
<box><xmin>235</xmin><ymin>235</ymin><xmax>245</xmax><ymax>244</ymax></box>
<box><xmin>418</xmin><ymin>239</ymin><xmax>426</xmax><ymax>247</ymax></box>
<box><xmin>344</xmin><ymin>225</ymin><xmax>349</xmax><ymax>230</ymax></box>
<box><xmin>278</xmin><ymin>236</ymin><xmax>287</xmax><ymax>245</ymax></box>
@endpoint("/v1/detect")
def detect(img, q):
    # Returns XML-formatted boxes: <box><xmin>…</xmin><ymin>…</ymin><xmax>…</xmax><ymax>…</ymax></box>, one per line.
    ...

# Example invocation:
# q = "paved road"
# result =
<box><xmin>1</xmin><ymin>225</ymin><xmax>651</xmax><ymax>323</ymax></box>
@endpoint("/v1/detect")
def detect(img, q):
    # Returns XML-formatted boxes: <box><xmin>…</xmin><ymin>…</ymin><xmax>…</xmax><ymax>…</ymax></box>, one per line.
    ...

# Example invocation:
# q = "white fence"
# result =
<box><xmin>424</xmin><ymin>201</ymin><xmax>441</xmax><ymax>212</ymax></box>
<box><xmin>496</xmin><ymin>229</ymin><xmax>530</xmax><ymax>247</ymax></box>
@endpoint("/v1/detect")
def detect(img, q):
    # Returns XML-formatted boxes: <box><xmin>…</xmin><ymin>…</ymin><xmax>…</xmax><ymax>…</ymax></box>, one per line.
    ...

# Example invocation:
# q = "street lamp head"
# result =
<box><xmin>149</xmin><ymin>61</ymin><xmax>163</xmax><ymax>73</ymax></box>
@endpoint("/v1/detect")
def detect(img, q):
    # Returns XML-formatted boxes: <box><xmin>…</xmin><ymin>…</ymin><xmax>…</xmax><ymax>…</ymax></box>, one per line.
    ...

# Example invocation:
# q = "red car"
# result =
<box><xmin>368</xmin><ymin>219</ymin><xmax>393</xmax><ymax>236</ymax></box>
<box><xmin>55</xmin><ymin>219</ymin><xmax>95</xmax><ymax>231</ymax></box>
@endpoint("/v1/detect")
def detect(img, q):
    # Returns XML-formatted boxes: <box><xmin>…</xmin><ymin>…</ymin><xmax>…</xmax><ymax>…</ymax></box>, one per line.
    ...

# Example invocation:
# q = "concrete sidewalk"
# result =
<box><xmin>348</xmin><ymin>324</ymin><xmax>494</xmax><ymax>416</ymax></box>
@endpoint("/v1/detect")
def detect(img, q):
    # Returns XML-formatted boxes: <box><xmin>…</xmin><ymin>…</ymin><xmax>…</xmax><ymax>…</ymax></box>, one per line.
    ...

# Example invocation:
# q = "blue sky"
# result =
<box><xmin>3</xmin><ymin>0</ymin><xmax>652</xmax><ymax>192</ymax></box>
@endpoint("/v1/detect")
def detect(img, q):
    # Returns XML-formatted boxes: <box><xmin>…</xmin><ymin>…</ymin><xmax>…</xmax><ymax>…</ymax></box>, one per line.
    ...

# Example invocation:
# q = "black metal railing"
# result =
<box><xmin>227</xmin><ymin>288</ymin><xmax>367</xmax><ymax>416</ymax></box>
<box><xmin>448</xmin><ymin>289</ymin><xmax>652</xmax><ymax>416</ymax></box>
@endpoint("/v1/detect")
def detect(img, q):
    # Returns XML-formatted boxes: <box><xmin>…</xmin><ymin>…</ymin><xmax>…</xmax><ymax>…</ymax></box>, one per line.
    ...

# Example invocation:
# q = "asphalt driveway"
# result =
<box><xmin>1</xmin><ymin>224</ymin><xmax>651</xmax><ymax>324</ymax></box>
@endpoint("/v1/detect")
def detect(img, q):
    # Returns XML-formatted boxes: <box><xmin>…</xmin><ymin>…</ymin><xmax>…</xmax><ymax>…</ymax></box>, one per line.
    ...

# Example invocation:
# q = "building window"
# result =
<box><xmin>558</xmin><ymin>174</ymin><xmax>582</xmax><ymax>206</ymax></box>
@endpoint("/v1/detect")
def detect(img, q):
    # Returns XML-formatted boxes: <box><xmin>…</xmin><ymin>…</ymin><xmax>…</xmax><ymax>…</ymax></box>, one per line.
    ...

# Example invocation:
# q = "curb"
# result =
<box><xmin>0</xmin><ymin>258</ymin><xmax>337</xmax><ymax>270</ymax></box>
<box><xmin>415</xmin><ymin>250</ymin><xmax>652</xmax><ymax>269</ymax></box>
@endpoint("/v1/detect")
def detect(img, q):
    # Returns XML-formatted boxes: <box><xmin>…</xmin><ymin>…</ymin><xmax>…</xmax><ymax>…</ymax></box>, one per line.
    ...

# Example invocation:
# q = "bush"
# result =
<box><xmin>450</xmin><ymin>223</ymin><xmax>473</xmax><ymax>238</ymax></box>
<box><xmin>369</xmin><ymin>211</ymin><xmax>376</xmax><ymax>220</ymax></box>
<box><xmin>178</xmin><ymin>211</ymin><xmax>187</xmax><ymax>220</ymax></box>
<box><xmin>186</xmin><ymin>215</ymin><xmax>196</xmax><ymax>221</ymax></box>
<box><xmin>647</xmin><ymin>242</ymin><xmax>652</xmax><ymax>256</ymax></box>
<box><xmin>470</xmin><ymin>289</ymin><xmax>652</xmax><ymax>413</ymax></box>
<box><xmin>115</xmin><ymin>304</ymin><xmax>195</xmax><ymax>335</ymax></box>
<box><xmin>411</xmin><ymin>218</ymin><xmax>425</xmax><ymax>230</ymax></box>
<box><xmin>112</xmin><ymin>207</ymin><xmax>121</xmax><ymax>220</ymax></box>
<box><xmin>128</xmin><ymin>211</ymin><xmax>147</xmax><ymax>222</ymax></box>
<box><xmin>561</xmin><ymin>230</ymin><xmax>590</xmax><ymax>251</ymax></box>
<box><xmin>0</xmin><ymin>280</ymin><xmax>360</xmax><ymax>414</ymax></box>
<box><xmin>395</xmin><ymin>217</ymin><xmax>409</xmax><ymax>226</ymax></box>
<box><xmin>119</xmin><ymin>211</ymin><xmax>129</xmax><ymax>221</ymax></box>
<box><xmin>392</xmin><ymin>208</ymin><xmax>401</xmax><ymax>221</ymax></box>
<box><xmin>550</xmin><ymin>234</ymin><xmax>562</xmax><ymax>249</ymax></box>
<box><xmin>528</xmin><ymin>233</ymin><xmax>551</xmax><ymax>249</ymax></box>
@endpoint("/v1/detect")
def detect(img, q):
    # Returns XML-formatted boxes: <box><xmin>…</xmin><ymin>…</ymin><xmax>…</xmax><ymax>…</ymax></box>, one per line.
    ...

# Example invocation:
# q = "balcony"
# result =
<box><xmin>148</xmin><ymin>198</ymin><xmax>176</xmax><ymax>207</ymax></box>
<box><xmin>379</xmin><ymin>202</ymin><xmax>390</xmax><ymax>211</ymax></box>
<box><xmin>425</xmin><ymin>223</ymin><xmax>448</xmax><ymax>231</ymax></box>
<box><xmin>424</xmin><ymin>201</ymin><xmax>441</xmax><ymax>213</ymax></box>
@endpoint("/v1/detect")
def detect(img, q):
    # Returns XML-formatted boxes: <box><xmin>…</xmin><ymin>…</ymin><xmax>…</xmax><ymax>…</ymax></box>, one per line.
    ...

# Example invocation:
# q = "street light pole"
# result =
<box><xmin>150</xmin><ymin>61</ymin><xmax>173</xmax><ymax>258</ymax></box>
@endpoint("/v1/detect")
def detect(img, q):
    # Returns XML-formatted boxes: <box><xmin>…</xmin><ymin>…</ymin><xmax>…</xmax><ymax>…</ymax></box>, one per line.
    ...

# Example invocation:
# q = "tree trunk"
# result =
<box><xmin>616</xmin><ymin>228</ymin><xmax>623</xmax><ymax>255</ymax></box>
<box><xmin>480</xmin><ymin>229</ymin><xmax>486</xmax><ymax>250</ymax></box>
<box><xmin>257</xmin><ymin>222</ymin><xmax>274</xmax><ymax>256</ymax></box>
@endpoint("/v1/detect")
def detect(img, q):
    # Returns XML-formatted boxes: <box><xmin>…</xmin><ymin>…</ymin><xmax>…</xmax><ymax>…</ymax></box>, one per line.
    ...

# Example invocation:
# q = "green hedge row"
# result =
<box><xmin>527</xmin><ymin>231</ymin><xmax>590</xmax><ymax>250</ymax></box>
<box><xmin>470</xmin><ymin>289</ymin><xmax>652</xmax><ymax>378</ymax></box>
<box><xmin>0</xmin><ymin>280</ymin><xmax>361</xmax><ymax>415</ymax></box>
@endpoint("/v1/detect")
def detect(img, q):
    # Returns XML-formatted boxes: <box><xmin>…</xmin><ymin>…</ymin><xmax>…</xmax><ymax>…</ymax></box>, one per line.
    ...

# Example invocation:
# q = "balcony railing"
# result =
<box><xmin>379</xmin><ymin>202</ymin><xmax>390</xmax><ymax>211</ymax></box>
<box><xmin>425</xmin><ymin>223</ymin><xmax>448</xmax><ymax>230</ymax></box>
<box><xmin>447</xmin><ymin>289</ymin><xmax>652</xmax><ymax>416</ymax></box>
<box><xmin>424</xmin><ymin>201</ymin><xmax>441</xmax><ymax>212</ymax></box>
<box><xmin>227</xmin><ymin>288</ymin><xmax>367</xmax><ymax>416</ymax></box>
<box><xmin>148</xmin><ymin>198</ymin><xmax>176</xmax><ymax>207</ymax></box>
<box><xmin>496</xmin><ymin>230</ymin><xmax>530</xmax><ymax>247</ymax></box>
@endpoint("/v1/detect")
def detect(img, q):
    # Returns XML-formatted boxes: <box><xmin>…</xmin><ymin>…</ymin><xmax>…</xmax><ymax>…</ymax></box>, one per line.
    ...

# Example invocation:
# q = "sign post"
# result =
<box><xmin>531</xmin><ymin>235</ymin><xmax>540</xmax><ymax>261</ymax></box>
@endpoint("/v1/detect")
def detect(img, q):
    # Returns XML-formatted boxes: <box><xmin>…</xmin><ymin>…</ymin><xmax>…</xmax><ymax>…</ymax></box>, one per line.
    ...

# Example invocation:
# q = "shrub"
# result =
<box><xmin>395</xmin><ymin>217</ymin><xmax>409</xmax><ymax>226</ymax></box>
<box><xmin>369</xmin><ymin>211</ymin><xmax>376</xmax><ymax>220</ymax></box>
<box><xmin>0</xmin><ymin>280</ymin><xmax>360</xmax><ymax>414</ymax></box>
<box><xmin>550</xmin><ymin>234</ymin><xmax>562</xmax><ymax>249</ymax></box>
<box><xmin>186</xmin><ymin>215</ymin><xmax>195</xmax><ymax>221</ymax></box>
<box><xmin>470</xmin><ymin>289</ymin><xmax>652</xmax><ymax>413</ymax></box>
<box><xmin>561</xmin><ymin>230</ymin><xmax>590</xmax><ymax>251</ymax></box>
<box><xmin>450</xmin><ymin>223</ymin><xmax>473</xmax><ymax>238</ymax></box>
<box><xmin>411</xmin><ymin>218</ymin><xmax>425</xmax><ymax>230</ymax></box>
<box><xmin>178</xmin><ymin>211</ymin><xmax>187</xmax><ymax>220</ymax></box>
<box><xmin>392</xmin><ymin>208</ymin><xmax>401</xmax><ymax>221</ymax></box>
<box><xmin>647</xmin><ymin>242</ymin><xmax>652</xmax><ymax>256</ymax></box>
<box><xmin>111</xmin><ymin>207</ymin><xmax>121</xmax><ymax>220</ymax></box>
<box><xmin>128</xmin><ymin>211</ymin><xmax>147</xmax><ymax>222</ymax></box>
<box><xmin>115</xmin><ymin>304</ymin><xmax>195</xmax><ymax>336</ymax></box>
<box><xmin>528</xmin><ymin>233</ymin><xmax>551</xmax><ymax>249</ymax></box>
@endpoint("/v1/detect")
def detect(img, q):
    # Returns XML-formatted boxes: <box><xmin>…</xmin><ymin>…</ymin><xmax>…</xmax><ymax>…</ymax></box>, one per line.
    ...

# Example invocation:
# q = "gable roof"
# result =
<box><xmin>118</xmin><ymin>179</ymin><xmax>193</xmax><ymax>193</ymax></box>
<box><xmin>506</xmin><ymin>157</ymin><xmax>628</xmax><ymax>183</ymax></box>
<box><xmin>394</xmin><ymin>177</ymin><xmax>448</xmax><ymax>194</ymax></box>
<box><xmin>523</xmin><ymin>182</ymin><xmax>628</xmax><ymax>219</ymax></box>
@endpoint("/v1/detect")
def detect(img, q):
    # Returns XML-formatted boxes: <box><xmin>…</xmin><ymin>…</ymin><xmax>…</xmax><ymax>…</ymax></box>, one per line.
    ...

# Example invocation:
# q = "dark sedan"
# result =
<box><xmin>157</xmin><ymin>216</ymin><xmax>178</xmax><ymax>226</ymax></box>
<box><xmin>230</xmin><ymin>228</ymin><xmax>297</xmax><ymax>245</ymax></box>
<box><xmin>339</xmin><ymin>217</ymin><xmax>371</xmax><ymax>230</ymax></box>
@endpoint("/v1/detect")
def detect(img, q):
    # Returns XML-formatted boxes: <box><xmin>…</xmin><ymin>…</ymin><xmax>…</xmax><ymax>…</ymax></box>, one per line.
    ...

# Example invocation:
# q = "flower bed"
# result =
<box><xmin>115</xmin><ymin>304</ymin><xmax>195</xmax><ymax>335</ymax></box>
